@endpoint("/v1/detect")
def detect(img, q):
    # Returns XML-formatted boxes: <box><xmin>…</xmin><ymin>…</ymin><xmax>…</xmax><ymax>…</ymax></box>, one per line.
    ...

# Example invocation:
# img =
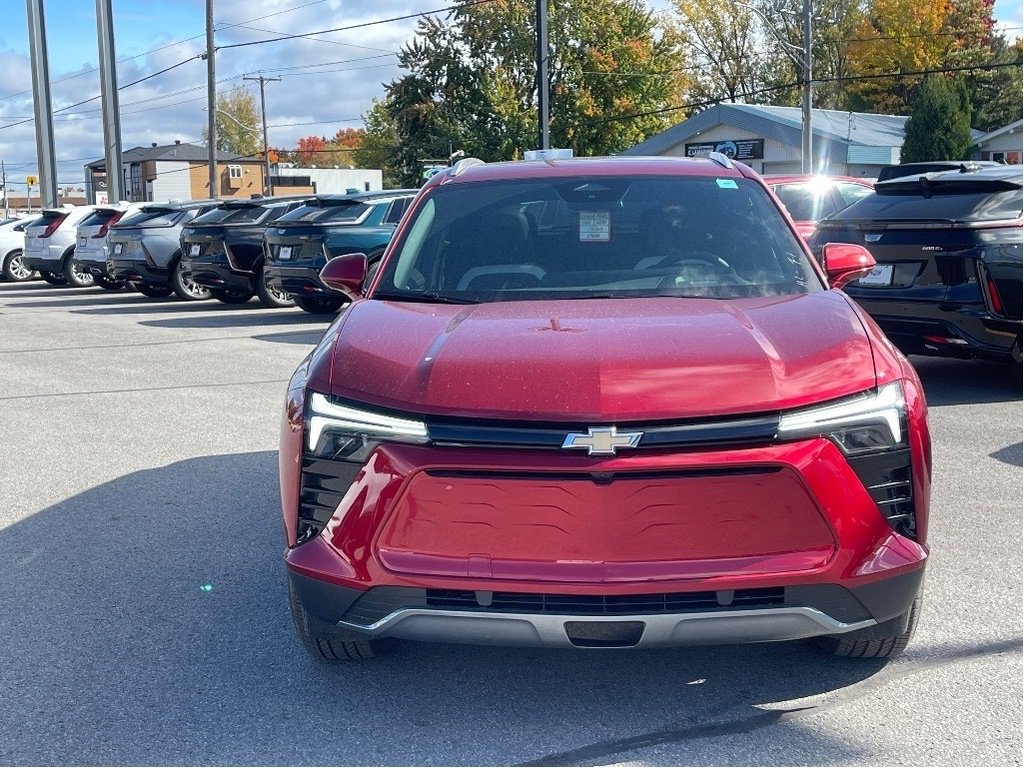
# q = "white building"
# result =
<box><xmin>973</xmin><ymin>120</ymin><xmax>1023</xmax><ymax>165</ymax></box>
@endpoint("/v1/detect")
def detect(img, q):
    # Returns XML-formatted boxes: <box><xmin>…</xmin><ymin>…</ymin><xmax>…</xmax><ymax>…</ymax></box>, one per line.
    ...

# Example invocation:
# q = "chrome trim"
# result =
<box><xmin>338</xmin><ymin>607</ymin><xmax>875</xmax><ymax>648</ymax></box>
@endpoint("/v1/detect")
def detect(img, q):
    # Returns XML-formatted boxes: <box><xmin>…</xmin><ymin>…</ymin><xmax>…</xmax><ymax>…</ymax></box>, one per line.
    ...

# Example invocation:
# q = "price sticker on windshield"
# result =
<box><xmin>579</xmin><ymin>210</ymin><xmax>611</xmax><ymax>242</ymax></box>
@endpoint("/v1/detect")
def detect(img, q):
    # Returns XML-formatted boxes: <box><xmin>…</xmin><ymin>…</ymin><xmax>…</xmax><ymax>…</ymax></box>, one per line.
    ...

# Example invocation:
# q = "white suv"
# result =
<box><xmin>0</xmin><ymin>216</ymin><xmax>38</xmax><ymax>282</ymax></box>
<box><xmin>74</xmin><ymin>203</ymin><xmax>142</xmax><ymax>289</ymax></box>
<box><xmin>22</xmin><ymin>206</ymin><xmax>101</xmax><ymax>287</ymax></box>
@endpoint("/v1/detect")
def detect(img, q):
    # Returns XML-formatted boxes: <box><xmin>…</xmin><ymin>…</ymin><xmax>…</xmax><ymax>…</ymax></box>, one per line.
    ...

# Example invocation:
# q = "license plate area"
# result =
<box><xmin>857</xmin><ymin>264</ymin><xmax>894</xmax><ymax>287</ymax></box>
<box><xmin>190</xmin><ymin>244</ymin><xmax>200</xmax><ymax>257</ymax></box>
<box><xmin>278</xmin><ymin>246</ymin><xmax>292</xmax><ymax>261</ymax></box>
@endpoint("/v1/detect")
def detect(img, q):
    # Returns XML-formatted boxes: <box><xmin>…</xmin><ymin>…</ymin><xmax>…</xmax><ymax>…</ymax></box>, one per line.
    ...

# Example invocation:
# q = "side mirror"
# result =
<box><xmin>319</xmin><ymin>253</ymin><xmax>367</xmax><ymax>299</ymax></box>
<box><xmin>822</xmin><ymin>243</ymin><xmax>876</xmax><ymax>289</ymax></box>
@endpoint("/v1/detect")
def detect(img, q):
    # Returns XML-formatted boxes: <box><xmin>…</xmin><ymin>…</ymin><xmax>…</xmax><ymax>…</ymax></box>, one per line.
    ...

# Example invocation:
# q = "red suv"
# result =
<box><xmin>280</xmin><ymin>156</ymin><xmax>930</xmax><ymax>662</ymax></box>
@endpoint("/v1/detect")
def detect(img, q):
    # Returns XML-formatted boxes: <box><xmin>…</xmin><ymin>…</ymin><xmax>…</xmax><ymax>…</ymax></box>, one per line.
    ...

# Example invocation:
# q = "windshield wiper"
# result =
<box><xmin>374</xmin><ymin>290</ymin><xmax>479</xmax><ymax>305</ymax></box>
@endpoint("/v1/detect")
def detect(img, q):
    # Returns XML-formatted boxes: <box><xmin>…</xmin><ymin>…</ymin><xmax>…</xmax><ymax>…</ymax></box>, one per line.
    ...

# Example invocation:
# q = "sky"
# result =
<box><xmin>0</xmin><ymin>0</ymin><xmax>1021</xmax><ymax>195</ymax></box>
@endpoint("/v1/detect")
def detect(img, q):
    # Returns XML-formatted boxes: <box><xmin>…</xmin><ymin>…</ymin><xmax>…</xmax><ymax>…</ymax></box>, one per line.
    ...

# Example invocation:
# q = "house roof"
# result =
<box><xmin>621</xmin><ymin>104</ymin><xmax>914</xmax><ymax>157</ymax></box>
<box><xmin>974</xmin><ymin>119</ymin><xmax>1023</xmax><ymax>146</ymax></box>
<box><xmin>85</xmin><ymin>142</ymin><xmax>259</xmax><ymax>169</ymax></box>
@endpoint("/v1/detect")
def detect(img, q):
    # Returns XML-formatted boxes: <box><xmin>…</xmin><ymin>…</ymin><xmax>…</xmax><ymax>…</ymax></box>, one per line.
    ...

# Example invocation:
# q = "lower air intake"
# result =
<box><xmin>564</xmin><ymin>621</ymin><xmax>645</xmax><ymax>648</ymax></box>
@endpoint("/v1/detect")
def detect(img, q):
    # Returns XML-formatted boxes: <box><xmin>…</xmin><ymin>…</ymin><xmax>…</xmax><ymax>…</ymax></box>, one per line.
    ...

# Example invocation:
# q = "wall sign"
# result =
<box><xmin>685</xmin><ymin>139</ymin><xmax>764</xmax><ymax>161</ymax></box>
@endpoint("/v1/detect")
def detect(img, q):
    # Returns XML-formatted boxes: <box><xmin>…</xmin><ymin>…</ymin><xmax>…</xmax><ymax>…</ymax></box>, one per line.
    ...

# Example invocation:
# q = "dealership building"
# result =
<box><xmin>622</xmin><ymin>104</ymin><xmax>931</xmax><ymax>178</ymax></box>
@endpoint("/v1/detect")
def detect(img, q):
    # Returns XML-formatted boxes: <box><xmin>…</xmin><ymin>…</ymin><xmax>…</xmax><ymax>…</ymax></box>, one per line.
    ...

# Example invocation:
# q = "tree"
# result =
<box><xmin>373</xmin><ymin>0</ymin><xmax>687</xmax><ymax>187</ymax></box>
<box><xmin>845</xmin><ymin>0</ymin><xmax>948</xmax><ymax>114</ymax></box>
<box><xmin>900</xmin><ymin>75</ymin><xmax>973</xmax><ymax>162</ymax></box>
<box><xmin>295</xmin><ymin>135</ymin><xmax>327</xmax><ymax>165</ymax></box>
<box><xmin>354</xmin><ymin>99</ymin><xmax>402</xmax><ymax>187</ymax></box>
<box><xmin>204</xmin><ymin>86</ymin><xmax>261</xmax><ymax>157</ymax></box>
<box><xmin>669</xmin><ymin>0</ymin><xmax>784</xmax><ymax>105</ymax></box>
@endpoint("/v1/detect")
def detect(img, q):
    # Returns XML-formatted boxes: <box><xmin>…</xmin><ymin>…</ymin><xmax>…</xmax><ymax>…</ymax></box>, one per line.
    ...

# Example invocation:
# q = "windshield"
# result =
<box><xmin>374</xmin><ymin>175</ymin><xmax>821</xmax><ymax>302</ymax></box>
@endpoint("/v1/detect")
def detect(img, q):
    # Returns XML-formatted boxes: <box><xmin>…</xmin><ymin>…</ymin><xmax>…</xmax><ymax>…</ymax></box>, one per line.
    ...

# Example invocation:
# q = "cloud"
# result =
<box><xmin>0</xmin><ymin>0</ymin><xmax>430</xmax><ymax>190</ymax></box>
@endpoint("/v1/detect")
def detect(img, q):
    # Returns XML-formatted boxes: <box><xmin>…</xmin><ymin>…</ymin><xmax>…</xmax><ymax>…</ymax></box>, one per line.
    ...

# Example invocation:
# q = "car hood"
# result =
<box><xmin>324</xmin><ymin>292</ymin><xmax>877</xmax><ymax>421</ymax></box>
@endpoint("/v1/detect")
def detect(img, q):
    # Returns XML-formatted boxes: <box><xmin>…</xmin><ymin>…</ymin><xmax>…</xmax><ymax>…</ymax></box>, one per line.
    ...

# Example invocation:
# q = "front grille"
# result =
<box><xmin>297</xmin><ymin>456</ymin><xmax>359</xmax><ymax>544</ymax></box>
<box><xmin>847</xmin><ymin>448</ymin><xmax>916</xmax><ymax>539</ymax></box>
<box><xmin>424</xmin><ymin>587</ymin><xmax>785</xmax><ymax>615</ymax></box>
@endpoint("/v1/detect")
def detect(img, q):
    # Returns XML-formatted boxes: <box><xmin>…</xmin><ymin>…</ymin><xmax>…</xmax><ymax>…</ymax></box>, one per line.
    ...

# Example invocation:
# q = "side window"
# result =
<box><xmin>383</xmin><ymin>197</ymin><xmax>411</xmax><ymax>225</ymax></box>
<box><xmin>836</xmin><ymin>182</ymin><xmax>873</xmax><ymax>207</ymax></box>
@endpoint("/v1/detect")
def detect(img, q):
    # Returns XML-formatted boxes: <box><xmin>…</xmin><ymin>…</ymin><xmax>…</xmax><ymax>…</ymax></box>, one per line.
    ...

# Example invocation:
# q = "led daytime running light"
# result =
<box><xmin>307</xmin><ymin>392</ymin><xmax>428</xmax><ymax>451</ymax></box>
<box><xmin>777</xmin><ymin>381</ymin><xmax>905</xmax><ymax>444</ymax></box>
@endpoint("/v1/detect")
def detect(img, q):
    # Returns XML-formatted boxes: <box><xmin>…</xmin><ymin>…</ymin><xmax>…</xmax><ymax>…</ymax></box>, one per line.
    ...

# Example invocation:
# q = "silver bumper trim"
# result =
<box><xmin>338</xmin><ymin>607</ymin><xmax>875</xmax><ymax>649</ymax></box>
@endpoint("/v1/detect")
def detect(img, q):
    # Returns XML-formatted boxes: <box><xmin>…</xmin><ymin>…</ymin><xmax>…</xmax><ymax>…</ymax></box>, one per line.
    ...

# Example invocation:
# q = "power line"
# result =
<box><xmin>216</xmin><ymin>0</ymin><xmax>498</xmax><ymax>50</ymax></box>
<box><xmin>0</xmin><ymin>0</ymin><xmax>333</xmax><ymax>105</ymax></box>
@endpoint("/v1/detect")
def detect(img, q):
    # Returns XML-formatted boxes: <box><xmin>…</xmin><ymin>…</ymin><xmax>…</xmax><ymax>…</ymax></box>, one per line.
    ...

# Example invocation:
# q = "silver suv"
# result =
<box><xmin>106</xmin><ymin>201</ymin><xmax>220</xmax><ymax>300</ymax></box>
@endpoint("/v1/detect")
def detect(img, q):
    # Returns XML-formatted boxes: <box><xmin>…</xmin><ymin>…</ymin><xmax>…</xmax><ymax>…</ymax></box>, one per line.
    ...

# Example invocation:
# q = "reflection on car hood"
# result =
<box><xmin>326</xmin><ymin>292</ymin><xmax>877</xmax><ymax>421</ymax></box>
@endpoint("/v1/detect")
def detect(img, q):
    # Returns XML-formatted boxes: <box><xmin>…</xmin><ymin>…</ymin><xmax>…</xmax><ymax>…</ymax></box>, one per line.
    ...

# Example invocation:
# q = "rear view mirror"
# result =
<box><xmin>319</xmin><ymin>253</ymin><xmax>367</xmax><ymax>299</ymax></box>
<box><xmin>822</xmin><ymin>243</ymin><xmax>876</xmax><ymax>289</ymax></box>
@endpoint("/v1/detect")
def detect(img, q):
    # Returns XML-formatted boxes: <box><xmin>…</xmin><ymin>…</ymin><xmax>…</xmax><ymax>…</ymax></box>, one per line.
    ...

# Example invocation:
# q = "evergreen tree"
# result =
<box><xmin>900</xmin><ymin>75</ymin><xmax>974</xmax><ymax>162</ymax></box>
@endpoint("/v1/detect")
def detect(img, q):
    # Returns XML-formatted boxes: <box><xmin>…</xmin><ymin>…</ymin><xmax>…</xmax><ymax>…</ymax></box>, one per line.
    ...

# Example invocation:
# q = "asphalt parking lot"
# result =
<box><xmin>0</xmin><ymin>279</ymin><xmax>1020</xmax><ymax>767</ymax></box>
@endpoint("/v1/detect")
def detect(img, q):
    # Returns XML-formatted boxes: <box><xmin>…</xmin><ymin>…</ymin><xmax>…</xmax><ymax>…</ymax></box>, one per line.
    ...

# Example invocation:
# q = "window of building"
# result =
<box><xmin>228</xmin><ymin>165</ymin><xmax>242</xmax><ymax>178</ymax></box>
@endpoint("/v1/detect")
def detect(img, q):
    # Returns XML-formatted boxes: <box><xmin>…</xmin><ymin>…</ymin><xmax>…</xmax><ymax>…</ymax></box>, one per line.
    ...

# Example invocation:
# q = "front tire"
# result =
<box><xmin>62</xmin><ymin>250</ymin><xmax>95</xmax><ymax>288</ymax></box>
<box><xmin>294</xmin><ymin>295</ymin><xmax>345</xmax><ymax>315</ymax></box>
<box><xmin>171</xmin><ymin>257</ymin><xmax>211</xmax><ymax>301</ymax></box>
<box><xmin>40</xmin><ymin>270</ymin><xmax>67</xmax><ymax>286</ymax></box>
<box><xmin>2</xmin><ymin>250</ymin><xmax>34</xmax><ymax>282</ymax></box>
<box><xmin>816</xmin><ymin>589</ymin><xmax>922</xmax><ymax>659</ymax></box>
<box><xmin>288</xmin><ymin>579</ymin><xmax>379</xmax><ymax>662</ymax></box>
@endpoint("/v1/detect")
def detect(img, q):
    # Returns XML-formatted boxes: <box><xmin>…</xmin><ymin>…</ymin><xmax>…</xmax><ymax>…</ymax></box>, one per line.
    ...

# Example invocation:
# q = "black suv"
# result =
<box><xmin>263</xmin><ymin>190</ymin><xmax>417</xmax><ymax>314</ymax></box>
<box><xmin>180</xmin><ymin>196</ymin><xmax>309</xmax><ymax>307</ymax></box>
<box><xmin>812</xmin><ymin>165</ymin><xmax>1022</xmax><ymax>362</ymax></box>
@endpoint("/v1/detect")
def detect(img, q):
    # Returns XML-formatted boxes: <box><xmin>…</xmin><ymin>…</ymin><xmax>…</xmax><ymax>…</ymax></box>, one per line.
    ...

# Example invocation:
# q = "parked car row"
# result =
<box><xmin>3</xmin><ymin>188</ymin><xmax>418</xmax><ymax>314</ymax></box>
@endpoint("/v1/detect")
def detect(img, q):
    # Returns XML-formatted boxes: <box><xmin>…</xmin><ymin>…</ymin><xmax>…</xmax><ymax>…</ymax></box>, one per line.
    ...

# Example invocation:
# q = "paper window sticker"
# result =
<box><xmin>579</xmin><ymin>210</ymin><xmax>611</xmax><ymax>242</ymax></box>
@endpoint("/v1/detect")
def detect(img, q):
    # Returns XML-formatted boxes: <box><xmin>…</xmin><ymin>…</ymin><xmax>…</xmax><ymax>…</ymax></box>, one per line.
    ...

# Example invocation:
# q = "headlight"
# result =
<box><xmin>306</xmin><ymin>392</ymin><xmax>428</xmax><ymax>459</ymax></box>
<box><xmin>777</xmin><ymin>381</ymin><xmax>905</xmax><ymax>455</ymax></box>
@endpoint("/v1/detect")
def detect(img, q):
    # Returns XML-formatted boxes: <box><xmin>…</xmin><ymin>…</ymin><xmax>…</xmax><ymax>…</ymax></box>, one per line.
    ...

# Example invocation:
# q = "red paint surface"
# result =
<box><xmin>327</xmin><ymin>292</ymin><xmax>877</xmax><ymax>422</ymax></box>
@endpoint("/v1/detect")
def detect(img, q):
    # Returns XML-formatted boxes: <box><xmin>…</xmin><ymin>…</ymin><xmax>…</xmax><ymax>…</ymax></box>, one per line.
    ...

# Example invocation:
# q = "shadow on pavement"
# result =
<box><xmin>911</xmin><ymin>356</ymin><xmax>1021</xmax><ymax>407</ymax></box>
<box><xmin>2</xmin><ymin>451</ymin><xmax>1015</xmax><ymax>766</ymax></box>
<box><xmin>252</xmin><ymin>329</ymin><xmax>328</xmax><ymax>346</ymax></box>
<box><xmin>138</xmin><ymin>311</ymin><xmax>329</xmax><ymax>330</ymax></box>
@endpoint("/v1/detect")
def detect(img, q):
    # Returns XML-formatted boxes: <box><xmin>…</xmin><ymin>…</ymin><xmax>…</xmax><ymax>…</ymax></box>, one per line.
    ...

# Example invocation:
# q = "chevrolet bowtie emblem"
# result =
<box><xmin>562</xmin><ymin>426</ymin><xmax>643</xmax><ymax>456</ymax></box>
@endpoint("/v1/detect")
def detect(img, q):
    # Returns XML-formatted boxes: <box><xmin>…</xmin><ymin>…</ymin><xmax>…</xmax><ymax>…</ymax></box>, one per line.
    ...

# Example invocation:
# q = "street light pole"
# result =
<box><xmin>205</xmin><ymin>0</ymin><xmax>217</xmax><ymax>199</ymax></box>
<box><xmin>243</xmin><ymin>75</ymin><xmax>281</xmax><ymax>196</ymax></box>
<box><xmin>535</xmin><ymin>0</ymin><xmax>550</xmax><ymax>151</ymax></box>
<box><xmin>800</xmin><ymin>0</ymin><xmax>813</xmax><ymax>174</ymax></box>
<box><xmin>738</xmin><ymin>1</ymin><xmax>814</xmax><ymax>173</ymax></box>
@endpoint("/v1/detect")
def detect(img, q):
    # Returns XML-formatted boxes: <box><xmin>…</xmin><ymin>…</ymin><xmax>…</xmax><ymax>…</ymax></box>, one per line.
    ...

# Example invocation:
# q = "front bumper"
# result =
<box><xmin>289</xmin><ymin>567</ymin><xmax>925</xmax><ymax>648</ymax></box>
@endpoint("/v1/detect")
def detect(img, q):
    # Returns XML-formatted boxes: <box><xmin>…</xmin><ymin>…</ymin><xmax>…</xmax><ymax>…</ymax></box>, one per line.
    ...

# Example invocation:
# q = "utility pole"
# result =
<box><xmin>205</xmin><ymin>0</ymin><xmax>217</xmax><ymax>199</ymax></box>
<box><xmin>1</xmin><ymin>161</ymin><xmax>8</xmax><ymax>218</ymax></box>
<box><xmin>738</xmin><ymin>1</ymin><xmax>814</xmax><ymax>173</ymax></box>
<box><xmin>243</xmin><ymin>74</ymin><xmax>281</xmax><ymax>196</ymax></box>
<box><xmin>800</xmin><ymin>0</ymin><xmax>813</xmax><ymax>174</ymax></box>
<box><xmin>96</xmin><ymin>0</ymin><xmax>124</xmax><ymax>203</ymax></box>
<box><xmin>535</xmin><ymin>0</ymin><xmax>550</xmax><ymax>150</ymax></box>
<box><xmin>26</xmin><ymin>0</ymin><xmax>58</xmax><ymax>209</ymax></box>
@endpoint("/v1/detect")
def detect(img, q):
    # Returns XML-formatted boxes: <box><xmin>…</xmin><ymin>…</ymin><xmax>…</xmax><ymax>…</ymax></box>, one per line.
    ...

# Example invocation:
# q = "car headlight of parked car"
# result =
<box><xmin>777</xmin><ymin>381</ymin><xmax>905</xmax><ymax>455</ymax></box>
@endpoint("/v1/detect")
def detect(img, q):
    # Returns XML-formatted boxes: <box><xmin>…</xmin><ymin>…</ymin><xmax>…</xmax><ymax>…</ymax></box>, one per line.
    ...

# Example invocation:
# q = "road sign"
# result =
<box><xmin>26</xmin><ymin>175</ymin><xmax>38</xmax><ymax>186</ymax></box>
